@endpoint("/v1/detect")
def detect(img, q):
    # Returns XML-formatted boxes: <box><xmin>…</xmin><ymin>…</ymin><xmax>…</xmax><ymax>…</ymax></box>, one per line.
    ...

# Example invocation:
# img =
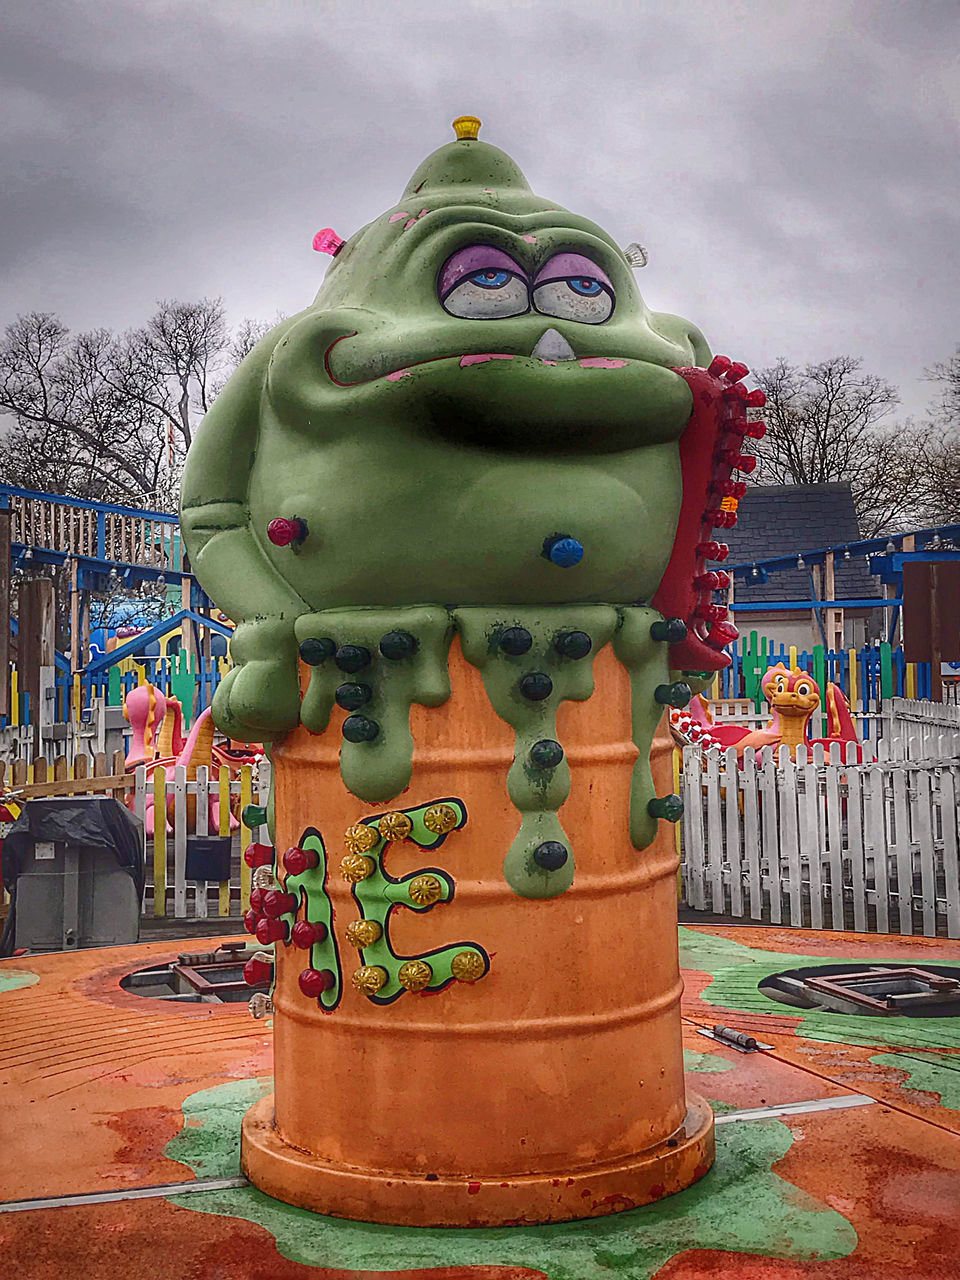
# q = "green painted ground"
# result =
<box><xmin>870</xmin><ymin>1051</ymin><xmax>960</xmax><ymax>1110</ymax></box>
<box><xmin>683</xmin><ymin>1049</ymin><xmax>733</xmax><ymax>1073</ymax></box>
<box><xmin>0</xmin><ymin>967</ymin><xmax>38</xmax><ymax>994</ymax></box>
<box><xmin>680</xmin><ymin>926</ymin><xmax>960</xmax><ymax>1052</ymax></box>
<box><xmin>165</xmin><ymin>1078</ymin><xmax>855</xmax><ymax>1279</ymax></box>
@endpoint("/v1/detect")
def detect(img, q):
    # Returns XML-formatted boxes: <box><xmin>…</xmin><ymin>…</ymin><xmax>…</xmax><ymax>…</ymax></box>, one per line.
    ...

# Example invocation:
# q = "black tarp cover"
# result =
<box><xmin>2</xmin><ymin>796</ymin><xmax>145</xmax><ymax>901</ymax></box>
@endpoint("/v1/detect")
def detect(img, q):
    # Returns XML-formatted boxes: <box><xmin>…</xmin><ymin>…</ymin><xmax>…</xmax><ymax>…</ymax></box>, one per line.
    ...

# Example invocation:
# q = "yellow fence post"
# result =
<box><xmin>848</xmin><ymin>648</ymin><xmax>859</xmax><ymax>715</ymax></box>
<box><xmin>153</xmin><ymin>769</ymin><xmax>167</xmax><ymax>917</ymax></box>
<box><xmin>10</xmin><ymin>667</ymin><xmax>19</xmax><ymax>727</ymax></box>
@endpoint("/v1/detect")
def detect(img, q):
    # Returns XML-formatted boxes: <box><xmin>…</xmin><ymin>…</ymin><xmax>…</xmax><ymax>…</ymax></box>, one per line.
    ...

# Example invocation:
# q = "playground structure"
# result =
<box><xmin>121</xmin><ymin>681</ymin><xmax>262</xmax><ymax>835</ymax></box>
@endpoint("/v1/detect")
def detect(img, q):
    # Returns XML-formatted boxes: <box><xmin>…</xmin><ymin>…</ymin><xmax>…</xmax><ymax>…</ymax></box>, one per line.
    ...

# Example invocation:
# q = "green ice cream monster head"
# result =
<box><xmin>181</xmin><ymin>117</ymin><xmax>717</xmax><ymax>753</ymax></box>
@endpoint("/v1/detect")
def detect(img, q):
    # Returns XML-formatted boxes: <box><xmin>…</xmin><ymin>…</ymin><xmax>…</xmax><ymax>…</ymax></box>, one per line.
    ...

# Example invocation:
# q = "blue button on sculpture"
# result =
<box><xmin>546</xmin><ymin>537</ymin><xmax>584</xmax><ymax>568</ymax></box>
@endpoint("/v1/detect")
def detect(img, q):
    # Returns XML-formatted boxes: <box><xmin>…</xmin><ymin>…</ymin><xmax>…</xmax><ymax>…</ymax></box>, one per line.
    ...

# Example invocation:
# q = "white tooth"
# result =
<box><xmin>530</xmin><ymin>328</ymin><xmax>576</xmax><ymax>361</ymax></box>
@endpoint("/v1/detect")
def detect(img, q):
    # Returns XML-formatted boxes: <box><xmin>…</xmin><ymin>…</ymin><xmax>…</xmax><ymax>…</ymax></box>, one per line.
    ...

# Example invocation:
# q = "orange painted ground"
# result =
<box><xmin>1</xmin><ymin>927</ymin><xmax>959</xmax><ymax>1279</ymax></box>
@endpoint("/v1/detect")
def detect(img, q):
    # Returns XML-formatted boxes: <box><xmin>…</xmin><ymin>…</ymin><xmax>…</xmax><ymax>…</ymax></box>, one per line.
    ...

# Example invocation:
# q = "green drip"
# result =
<box><xmin>455</xmin><ymin>606</ymin><xmax>618</xmax><ymax>899</ymax></box>
<box><xmin>613</xmin><ymin>606</ymin><xmax>671</xmax><ymax>852</ymax></box>
<box><xmin>349</xmin><ymin>801</ymin><xmax>488</xmax><ymax>1003</ymax></box>
<box><xmin>295</xmin><ymin>607</ymin><xmax>452</xmax><ymax>802</ymax></box>
<box><xmin>281</xmin><ymin>828</ymin><xmax>342</xmax><ymax>1010</ymax></box>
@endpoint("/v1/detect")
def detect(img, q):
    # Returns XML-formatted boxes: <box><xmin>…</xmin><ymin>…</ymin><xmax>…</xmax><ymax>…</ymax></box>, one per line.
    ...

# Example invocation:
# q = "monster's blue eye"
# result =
<box><xmin>568</xmin><ymin>278</ymin><xmax>602</xmax><ymax>296</ymax></box>
<box><xmin>532</xmin><ymin>254</ymin><xmax>614</xmax><ymax>324</ymax></box>
<box><xmin>470</xmin><ymin>270</ymin><xmax>512</xmax><ymax>289</ymax></box>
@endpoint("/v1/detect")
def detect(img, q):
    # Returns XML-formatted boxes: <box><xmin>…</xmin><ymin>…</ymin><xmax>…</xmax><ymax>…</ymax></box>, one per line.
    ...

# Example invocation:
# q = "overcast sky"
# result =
<box><xmin>3</xmin><ymin>0</ymin><xmax>958</xmax><ymax>417</ymax></box>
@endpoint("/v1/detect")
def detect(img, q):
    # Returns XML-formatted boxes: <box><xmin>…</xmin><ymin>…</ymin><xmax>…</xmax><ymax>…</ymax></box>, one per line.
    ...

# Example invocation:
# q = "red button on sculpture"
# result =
<box><xmin>299</xmin><ymin>968</ymin><xmax>336</xmax><ymax>998</ymax></box>
<box><xmin>291</xmin><ymin>920</ymin><xmax>328</xmax><ymax>949</ymax></box>
<box><xmin>267</xmin><ymin>517</ymin><xmax>306</xmax><ymax>547</ymax></box>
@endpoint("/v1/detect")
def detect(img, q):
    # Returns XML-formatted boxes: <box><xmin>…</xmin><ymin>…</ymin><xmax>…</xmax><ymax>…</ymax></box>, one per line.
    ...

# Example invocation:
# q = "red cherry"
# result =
<box><xmin>266</xmin><ymin>517</ymin><xmax>306</xmax><ymax>547</ymax></box>
<box><xmin>707</xmin><ymin>355</ymin><xmax>732</xmax><ymax>378</ymax></box>
<box><xmin>243</xmin><ymin>909</ymin><xmax>259</xmax><ymax>935</ymax></box>
<box><xmin>715</xmin><ymin>571</ymin><xmax>731</xmax><ymax>589</ymax></box>
<box><xmin>249</xmin><ymin>888</ymin><xmax>264</xmax><ymax>912</ymax></box>
<box><xmin>298</xmin><ymin>968</ymin><xmax>335</xmax><ymax>998</ymax></box>
<box><xmin>291</xmin><ymin>920</ymin><xmax>328</xmax><ymax>948</ymax></box>
<box><xmin>745</xmin><ymin>388</ymin><xmax>766</xmax><ymax>407</ymax></box>
<box><xmin>283</xmin><ymin>846</ymin><xmax>319</xmax><ymax>876</ymax></box>
<box><xmin>244</xmin><ymin>842</ymin><xmax>274</xmax><ymax>869</ymax></box>
<box><xmin>745</xmin><ymin>420</ymin><xmax>767</xmax><ymax>439</ymax></box>
<box><xmin>243</xmin><ymin>957</ymin><xmax>273</xmax><ymax>986</ymax></box>
<box><xmin>694</xmin><ymin>571</ymin><xmax>721</xmax><ymax>591</ymax></box>
<box><xmin>726</xmin><ymin>361</ymin><xmax>749</xmax><ymax>383</ymax></box>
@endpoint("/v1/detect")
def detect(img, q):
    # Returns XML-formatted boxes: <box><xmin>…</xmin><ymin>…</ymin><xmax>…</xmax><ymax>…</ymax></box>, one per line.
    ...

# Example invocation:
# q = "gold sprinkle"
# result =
<box><xmin>407</xmin><ymin>874</ymin><xmax>443</xmax><ymax>907</ymax></box>
<box><xmin>451</xmin><ymin>950</ymin><xmax>486</xmax><ymax>983</ymax></box>
<box><xmin>378</xmin><ymin>811</ymin><xmax>413</xmax><ymax>841</ymax></box>
<box><xmin>344</xmin><ymin>823</ymin><xmax>379</xmax><ymax>854</ymax></box>
<box><xmin>398</xmin><ymin>959</ymin><xmax>433</xmax><ymax>991</ymax></box>
<box><xmin>340</xmin><ymin>853</ymin><xmax>375</xmax><ymax>883</ymax></box>
<box><xmin>352</xmin><ymin>965</ymin><xmax>388</xmax><ymax>995</ymax></box>
<box><xmin>423</xmin><ymin>803</ymin><xmax>458</xmax><ymax>835</ymax></box>
<box><xmin>345</xmin><ymin>919</ymin><xmax>382</xmax><ymax>948</ymax></box>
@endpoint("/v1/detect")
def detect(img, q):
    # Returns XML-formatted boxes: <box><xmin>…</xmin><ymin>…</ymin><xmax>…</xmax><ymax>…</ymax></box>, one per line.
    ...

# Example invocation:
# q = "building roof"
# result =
<box><xmin>725</xmin><ymin>482</ymin><xmax>882</xmax><ymax>605</ymax></box>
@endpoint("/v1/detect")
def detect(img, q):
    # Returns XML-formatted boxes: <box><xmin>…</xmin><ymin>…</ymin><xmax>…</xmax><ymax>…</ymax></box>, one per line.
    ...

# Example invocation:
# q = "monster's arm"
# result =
<box><xmin>181</xmin><ymin>322</ymin><xmax>307</xmax><ymax>742</ymax></box>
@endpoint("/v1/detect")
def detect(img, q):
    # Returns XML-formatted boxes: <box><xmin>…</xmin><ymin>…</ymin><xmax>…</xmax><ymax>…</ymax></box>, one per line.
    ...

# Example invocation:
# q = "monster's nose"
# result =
<box><xmin>531</xmin><ymin>328</ymin><xmax>576</xmax><ymax>361</ymax></box>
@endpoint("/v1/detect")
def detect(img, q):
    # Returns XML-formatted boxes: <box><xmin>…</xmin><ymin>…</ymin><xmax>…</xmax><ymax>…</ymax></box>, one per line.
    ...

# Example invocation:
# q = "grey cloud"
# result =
<box><xmin>2</xmin><ymin>0</ymin><xmax>958</xmax><ymax>418</ymax></box>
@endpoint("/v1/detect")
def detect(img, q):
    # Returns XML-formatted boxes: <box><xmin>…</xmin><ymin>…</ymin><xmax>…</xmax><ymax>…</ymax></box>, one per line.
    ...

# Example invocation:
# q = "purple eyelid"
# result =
<box><xmin>439</xmin><ymin>245</ymin><xmax>527</xmax><ymax>298</ymax></box>
<box><xmin>533</xmin><ymin>253</ymin><xmax>613</xmax><ymax>289</ymax></box>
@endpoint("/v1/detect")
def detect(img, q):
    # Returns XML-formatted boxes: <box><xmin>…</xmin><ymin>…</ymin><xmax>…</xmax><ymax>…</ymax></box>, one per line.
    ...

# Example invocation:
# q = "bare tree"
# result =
<box><xmin>752</xmin><ymin>355</ymin><xmax>938</xmax><ymax>537</ymax></box>
<box><xmin>919</xmin><ymin>347</ymin><xmax>960</xmax><ymax>526</ymax></box>
<box><xmin>0</xmin><ymin>300</ymin><xmax>263</xmax><ymax>508</ymax></box>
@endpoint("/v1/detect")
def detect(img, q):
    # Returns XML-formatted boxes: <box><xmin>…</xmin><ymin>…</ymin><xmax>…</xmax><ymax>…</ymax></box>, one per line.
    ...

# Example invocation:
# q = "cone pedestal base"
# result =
<box><xmin>241</xmin><ymin>1091</ymin><xmax>714</xmax><ymax>1227</ymax></box>
<box><xmin>241</xmin><ymin>644</ymin><xmax>714</xmax><ymax>1227</ymax></box>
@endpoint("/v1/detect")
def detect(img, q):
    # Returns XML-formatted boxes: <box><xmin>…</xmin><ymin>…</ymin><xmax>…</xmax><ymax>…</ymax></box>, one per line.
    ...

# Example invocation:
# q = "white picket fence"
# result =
<box><xmin>131</xmin><ymin>758</ymin><xmax>271</xmax><ymax>919</ymax></box>
<box><xmin>682</xmin><ymin>740</ymin><xmax>960</xmax><ymax>937</ymax></box>
<box><xmin>885</xmin><ymin>696</ymin><xmax>960</xmax><ymax>760</ymax></box>
<box><xmin>112</xmin><ymin>697</ymin><xmax>960</xmax><ymax>927</ymax></box>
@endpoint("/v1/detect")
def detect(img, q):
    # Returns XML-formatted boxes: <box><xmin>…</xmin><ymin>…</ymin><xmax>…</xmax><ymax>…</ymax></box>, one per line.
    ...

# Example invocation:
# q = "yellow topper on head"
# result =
<box><xmin>452</xmin><ymin>115</ymin><xmax>481</xmax><ymax>141</ymax></box>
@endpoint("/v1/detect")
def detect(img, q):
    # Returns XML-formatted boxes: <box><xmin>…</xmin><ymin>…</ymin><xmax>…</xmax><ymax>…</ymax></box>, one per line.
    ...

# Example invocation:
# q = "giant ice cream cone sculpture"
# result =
<box><xmin>182</xmin><ymin>117</ymin><xmax>765</xmax><ymax>1226</ymax></box>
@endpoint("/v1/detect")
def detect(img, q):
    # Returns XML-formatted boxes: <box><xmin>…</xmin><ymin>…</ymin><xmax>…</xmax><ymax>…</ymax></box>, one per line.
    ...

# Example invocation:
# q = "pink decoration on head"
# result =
<box><xmin>389</xmin><ymin>211</ymin><xmax>409</xmax><ymax>223</ymax></box>
<box><xmin>460</xmin><ymin>353</ymin><xmax>514</xmax><ymax>367</ymax></box>
<box><xmin>313</xmin><ymin>228</ymin><xmax>345</xmax><ymax>256</ymax></box>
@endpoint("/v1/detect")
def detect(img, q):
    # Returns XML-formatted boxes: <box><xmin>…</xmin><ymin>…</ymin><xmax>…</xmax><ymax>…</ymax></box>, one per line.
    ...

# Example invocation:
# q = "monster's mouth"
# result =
<box><xmin>323</xmin><ymin>329</ymin><xmax>634</xmax><ymax>389</ymax></box>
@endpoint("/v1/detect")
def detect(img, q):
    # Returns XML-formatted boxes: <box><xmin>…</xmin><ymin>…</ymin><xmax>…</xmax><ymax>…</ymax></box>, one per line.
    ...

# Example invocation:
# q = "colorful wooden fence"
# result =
<box><xmin>130</xmin><ymin>760</ymin><xmax>270</xmax><ymax>920</ymax></box>
<box><xmin>0</xmin><ymin>652</ymin><xmax>231</xmax><ymax>732</ymax></box>
<box><xmin>719</xmin><ymin>635</ymin><xmax>960</xmax><ymax>737</ymax></box>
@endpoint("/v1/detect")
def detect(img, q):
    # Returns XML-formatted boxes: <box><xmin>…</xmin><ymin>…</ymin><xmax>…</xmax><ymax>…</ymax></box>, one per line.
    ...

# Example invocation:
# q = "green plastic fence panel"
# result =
<box><xmin>170</xmin><ymin>650</ymin><xmax>198</xmax><ymax>727</ymax></box>
<box><xmin>812</xmin><ymin>644</ymin><xmax>827</xmax><ymax>736</ymax></box>
<box><xmin>107</xmin><ymin>666</ymin><xmax>122</xmax><ymax>706</ymax></box>
<box><xmin>880</xmin><ymin>642</ymin><xmax>894</xmax><ymax>702</ymax></box>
